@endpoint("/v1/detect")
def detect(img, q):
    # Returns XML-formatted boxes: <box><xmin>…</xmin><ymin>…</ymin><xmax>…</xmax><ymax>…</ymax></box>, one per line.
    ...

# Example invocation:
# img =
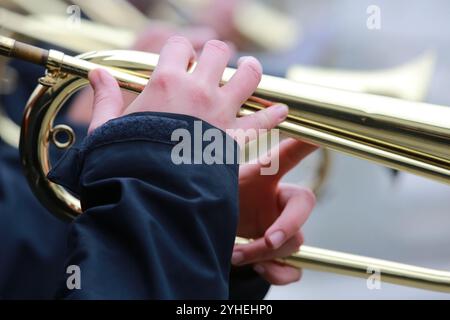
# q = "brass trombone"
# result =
<box><xmin>287</xmin><ymin>51</ymin><xmax>436</xmax><ymax>102</ymax></box>
<box><xmin>1</xmin><ymin>36</ymin><xmax>450</xmax><ymax>293</ymax></box>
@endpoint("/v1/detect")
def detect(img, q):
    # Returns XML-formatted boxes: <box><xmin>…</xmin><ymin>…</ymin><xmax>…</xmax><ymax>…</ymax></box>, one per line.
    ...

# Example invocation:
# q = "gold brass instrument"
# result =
<box><xmin>156</xmin><ymin>0</ymin><xmax>301</xmax><ymax>52</ymax></box>
<box><xmin>285</xmin><ymin>52</ymin><xmax>437</xmax><ymax>193</ymax></box>
<box><xmin>287</xmin><ymin>51</ymin><xmax>436</xmax><ymax>102</ymax></box>
<box><xmin>0</xmin><ymin>7</ymin><xmax>135</xmax><ymax>52</ymax></box>
<box><xmin>3</xmin><ymin>0</ymin><xmax>68</xmax><ymax>15</ymax></box>
<box><xmin>1</xmin><ymin>36</ymin><xmax>450</xmax><ymax>293</ymax></box>
<box><xmin>68</xmin><ymin>0</ymin><xmax>148</xmax><ymax>30</ymax></box>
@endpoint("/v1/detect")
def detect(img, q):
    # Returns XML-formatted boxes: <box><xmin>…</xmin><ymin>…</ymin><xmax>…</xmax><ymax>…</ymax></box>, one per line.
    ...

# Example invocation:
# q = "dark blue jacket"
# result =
<box><xmin>0</xmin><ymin>59</ymin><xmax>270</xmax><ymax>300</ymax></box>
<box><xmin>49</xmin><ymin>112</ymin><xmax>240</xmax><ymax>299</ymax></box>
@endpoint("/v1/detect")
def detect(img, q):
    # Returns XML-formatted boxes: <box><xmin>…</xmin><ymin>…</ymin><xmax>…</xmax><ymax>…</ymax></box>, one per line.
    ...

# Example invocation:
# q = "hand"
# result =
<box><xmin>67</xmin><ymin>24</ymin><xmax>222</xmax><ymax>124</ymax></box>
<box><xmin>233</xmin><ymin>138</ymin><xmax>317</xmax><ymax>285</ymax></box>
<box><xmin>87</xmin><ymin>36</ymin><xmax>289</xmax><ymax>136</ymax></box>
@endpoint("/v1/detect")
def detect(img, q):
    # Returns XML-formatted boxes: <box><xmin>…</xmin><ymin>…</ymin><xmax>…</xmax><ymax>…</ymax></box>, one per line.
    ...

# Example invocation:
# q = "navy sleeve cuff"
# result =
<box><xmin>48</xmin><ymin>112</ymin><xmax>240</xmax><ymax>196</ymax></box>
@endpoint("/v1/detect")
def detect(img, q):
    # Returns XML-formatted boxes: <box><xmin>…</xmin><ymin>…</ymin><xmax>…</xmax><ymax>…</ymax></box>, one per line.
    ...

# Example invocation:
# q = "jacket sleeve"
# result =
<box><xmin>48</xmin><ymin>112</ymin><xmax>240</xmax><ymax>300</ymax></box>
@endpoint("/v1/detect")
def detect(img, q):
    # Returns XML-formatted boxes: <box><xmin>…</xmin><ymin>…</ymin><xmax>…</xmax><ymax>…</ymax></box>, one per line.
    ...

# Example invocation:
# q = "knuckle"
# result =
<box><xmin>255</xmin><ymin>111</ymin><xmax>271</xmax><ymax>129</ymax></box>
<box><xmin>300</xmin><ymin>187</ymin><xmax>316</xmax><ymax>206</ymax></box>
<box><xmin>291</xmin><ymin>186</ymin><xmax>316</xmax><ymax>206</ymax></box>
<box><xmin>188</xmin><ymin>82</ymin><xmax>214</xmax><ymax>106</ymax></box>
<box><xmin>151</xmin><ymin>70</ymin><xmax>178</xmax><ymax>91</ymax></box>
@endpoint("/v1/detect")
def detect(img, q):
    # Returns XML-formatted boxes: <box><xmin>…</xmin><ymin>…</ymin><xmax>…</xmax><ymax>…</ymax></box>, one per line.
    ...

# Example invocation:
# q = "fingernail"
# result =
<box><xmin>237</xmin><ymin>55</ymin><xmax>254</xmax><ymax>66</ymax></box>
<box><xmin>237</xmin><ymin>56</ymin><xmax>250</xmax><ymax>64</ymax></box>
<box><xmin>253</xmin><ymin>264</ymin><xmax>265</xmax><ymax>275</ymax></box>
<box><xmin>273</xmin><ymin>104</ymin><xmax>289</xmax><ymax>121</ymax></box>
<box><xmin>231</xmin><ymin>251</ymin><xmax>245</xmax><ymax>265</ymax></box>
<box><xmin>88</xmin><ymin>69</ymin><xmax>100</xmax><ymax>85</ymax></box>
<box><xmin>268</xmin><ymin>230</ymin><xmax>286</xmax><ymax>249</ymax></box>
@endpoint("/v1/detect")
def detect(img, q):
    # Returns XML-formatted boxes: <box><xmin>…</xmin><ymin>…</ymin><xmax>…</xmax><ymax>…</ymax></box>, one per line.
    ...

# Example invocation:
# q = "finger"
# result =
<box><xmin>154</xmin><ymin>36</ymin><xmax>196</xmax><ymax>74</ymax></box>
<box><xmin>253</xmin><ymin>261</ymin><xmax>302</xmax><ymax>285</ymax></box>
<box><xmin>88</xmin><ymin>69</ymin><xmax>124</xmax><ymax>134</ymax></box>
<box><xmin>181</xmin><ymin>27</ymin><xmax>219</xmax><ymax>51</ymax></box>
<box><xmin>132</xmin><ymin>24</ymin><xmax>174</xmax><ymax>52</ymax></box>
<box><xmin>265</xmin><ymin>185</ymin><xmax>315</xmax><ymax>249</ymax></box>
<box><xmin>232</xmin><ymin>232</ymin><xmax>303</xmax><ymax>266</ymax></box>
<box><xmin>222</xmin><ymin>56</ymin><xmax>262</xmax><ymax>109</ymax></box>
<box><xmin>193</xmin><ymin>40</ymin><xmax>231</xmax><ymax>85</ymax></box>
<box><xmin>236</xmin><ymin>104</ymin><xmax>288</xmax><ymax>131</ymax></box>
<box><xmin>275</xmin><ymin>138</ymin><xmax>318</xmax><ymax>179</ymax></box>
<box><xmin>242</xmin><ymin>138</ymin><xmax>318</xmax><ymax>180</ymax></box>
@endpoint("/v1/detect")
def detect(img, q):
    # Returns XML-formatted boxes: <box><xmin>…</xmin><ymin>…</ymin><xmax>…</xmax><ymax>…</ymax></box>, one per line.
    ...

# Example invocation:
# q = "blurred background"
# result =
<box><xmin>1</xmin><ymin>0</ymin><xmax>449</xmax><ymax>299</ymax></box>
<box><xmin>264</xmin><ymin>0</ymin><xmax>450</xmax><ymax>300</ymax></box>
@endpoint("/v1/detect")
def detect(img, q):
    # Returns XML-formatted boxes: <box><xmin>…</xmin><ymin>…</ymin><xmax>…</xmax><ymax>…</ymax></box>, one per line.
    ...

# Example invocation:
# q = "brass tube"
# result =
<box><xmin>2</xmin><ymin>36</ymin><xmax>449</xmax><ymax>184</ymax></box>
<box><xmin>55</xmin><ymin>43</ymin><xmax>450</xmax><ymax>184</ymax></box>
<box><xmin>236</xmin><ymin>238</ymin><xmax>450</xmax><ymax>293</ymax></box>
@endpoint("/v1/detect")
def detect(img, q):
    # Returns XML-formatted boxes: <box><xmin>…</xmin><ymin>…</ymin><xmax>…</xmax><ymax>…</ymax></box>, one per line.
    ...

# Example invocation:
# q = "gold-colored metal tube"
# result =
<box><xmin>2</xmin><ymin>36</ymin><xmax>449</xmax><ymax>184</ymax></box>
<box><xmin>0</xmin><ymin>36</ymin><xmax>16</xmax><ymax>57</ymax></box>
<box><xmin>241</xmin><ymin>74</ymin><xmax>450</xmax><ymax>184</ymax></box>
<box><xmin>57</xmin><ymin>49</ymin><xmax>450</xmax><ymax>184</ymax></box>
<box><xmin>1</xmin><ymin>36</ymin><xmax>450</xmax><ymax>293</ymax></box>
<box><xmin>236</xmin><ymin>238</ymin><xmax>450</xmax><ymax>293</ymax></box>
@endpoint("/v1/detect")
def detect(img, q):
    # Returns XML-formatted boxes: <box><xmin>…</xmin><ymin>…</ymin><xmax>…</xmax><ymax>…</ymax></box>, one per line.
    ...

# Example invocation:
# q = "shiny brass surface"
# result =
<box><xmin>287</xmin><ymin>51</ymin><xmax>436</xmax><ymax>102</ymax></box>
<box><xmin>236</xmin><ymin>238</ymin><xmax>450</xmax><ymax>293</ymax></box>
<box><xmin>0</xmin><ymin>36</ymin><xmax>15</xmax><ymax>56</ymax></box>
<box><xmin>0</xmin><ymin>8</ymin><xmax>134</xmax><ymax>53</ymax></box>
<box><xmin>0</xmin><ymin>36</ymin><xmax>449</xmax><ymax>292</ymax></box>
<box><xmin>7</xmin><ymin>0</ymin><xmax>68</xmax><ymax>15</ymax></box>
<box><xmin>165</xmin><ymin>0</ymin><xmax>300</xmax><ymax>51</ymax></box>
<box><xmin>69</xmin><ymin>0</ymin><xmax>148</xmax><ymax>30</ymax></box>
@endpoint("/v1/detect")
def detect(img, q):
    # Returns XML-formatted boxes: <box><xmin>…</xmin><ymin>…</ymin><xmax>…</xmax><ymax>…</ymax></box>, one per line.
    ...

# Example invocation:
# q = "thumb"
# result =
<box><xmin>88</xmin><ymin>68</ymin><xmax>124</xmax><ymax>134</ymax></box>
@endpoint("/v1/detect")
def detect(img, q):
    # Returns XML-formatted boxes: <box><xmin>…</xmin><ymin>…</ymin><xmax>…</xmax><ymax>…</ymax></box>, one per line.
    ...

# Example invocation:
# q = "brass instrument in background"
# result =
<box><xmin>287</xmin><ymin>51</ymin><xmax>436</xmax><ymax>102</ymax></box>
<box><xmin>156</xmin><ymin>0</ymin><xmax>301</xmax><ymax>51</ymax></box>
<box><xmin>0</xmin><ymin>36</ymin><xmax>450</xmax><ymax>292</ymax></box>
<box><xmin>1</xmin><ymin>0</ymin><xmax>300</xmax><ymax>53</ymax></box>
<box><xmin>285</xmin><ymin>51</ymin><xmax>436</xmax><ymax>192</ymax></box>
<box><xmin>0</xmin><ymin>7</ymin><xmax>135</xmax><ymax>52</ymax></box>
